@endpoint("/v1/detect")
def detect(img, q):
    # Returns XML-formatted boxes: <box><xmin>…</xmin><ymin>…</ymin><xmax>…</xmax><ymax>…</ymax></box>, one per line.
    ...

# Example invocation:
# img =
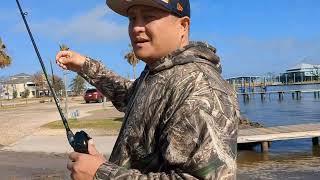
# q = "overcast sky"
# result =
<box><xmin>1</xmin><ymin>0</ymin><xmax>320</xmax><ymax>80</ymax></box>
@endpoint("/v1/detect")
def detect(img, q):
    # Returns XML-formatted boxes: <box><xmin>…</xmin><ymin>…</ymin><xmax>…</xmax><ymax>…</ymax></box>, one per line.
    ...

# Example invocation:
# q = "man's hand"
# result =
<box><xmin>67</xmin><ymin>139</ymin><xmax>106</xmax><ymax>180</ymax></box>
<box><xmin>56</xmin><ymin>50</ymin><xmax>86</xmax><ymax>72</ymax></box>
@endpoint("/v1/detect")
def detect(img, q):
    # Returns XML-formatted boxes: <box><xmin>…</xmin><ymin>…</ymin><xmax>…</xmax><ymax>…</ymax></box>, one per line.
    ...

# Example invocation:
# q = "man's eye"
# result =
<box><xmin>144</xmin><ymin>15</ymin><xmax>156</xmax><ymax>20</ymax></box>
<box><xmin>129</xmin><ymin>16</ymin><xmax>136</xmax><ymax>21</ymax></box>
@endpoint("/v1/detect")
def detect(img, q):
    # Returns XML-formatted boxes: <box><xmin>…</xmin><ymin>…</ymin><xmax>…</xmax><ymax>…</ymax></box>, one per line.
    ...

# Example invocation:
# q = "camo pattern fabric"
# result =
<box><xmin>78</xmin><ymin>41</ymin><xmax>240</xmax><ymax>180</ymax></box>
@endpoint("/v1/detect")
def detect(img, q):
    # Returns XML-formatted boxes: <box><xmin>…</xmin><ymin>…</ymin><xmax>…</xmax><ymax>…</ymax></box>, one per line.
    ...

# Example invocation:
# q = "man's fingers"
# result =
<box><xmin>55</xmin><ymin>50</ymin><xmax>72</xmax><ymax>61</ymax></box>
<box><xmin>67</xmin><ymin>161</ymin><xmax>74</xmax><ymax>171</ymax></box>
<box><xmin>56</xmin><ymin>60</ymin><xmax>68</xmax><ymax>70</ymax></box>
<box><xmin>88</xmin><ymin>139</ymin><xmax>99</xmax><ymax>156</ymax></box>
<box><xmin>69</xmin><ymin>152</ymin><xmax>81</xmax><ymax>162</ymax></box>
<box><xmin>57</xmin><ymin>56</ymin><xmax>70</xmax><ymax>64</ymax></box>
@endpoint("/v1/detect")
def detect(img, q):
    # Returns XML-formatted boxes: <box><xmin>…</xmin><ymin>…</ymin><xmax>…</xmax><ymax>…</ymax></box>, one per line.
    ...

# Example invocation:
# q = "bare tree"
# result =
<box><xmin>51</xmin><ymin>74</ymin><xmax>65</xmax><ymax>94</ymax></box>
<box><xmin>32</xmin><ymin>71</ymin><xmax>46</xmax><ymax>97</ymax></box>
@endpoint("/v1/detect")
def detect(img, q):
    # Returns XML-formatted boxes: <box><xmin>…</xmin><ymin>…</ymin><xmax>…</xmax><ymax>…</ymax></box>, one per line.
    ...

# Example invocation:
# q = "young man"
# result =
<box><xmin>56</xmin><ymin>0</ymin><xmax>239</xmax><ymax>179</ymax></box>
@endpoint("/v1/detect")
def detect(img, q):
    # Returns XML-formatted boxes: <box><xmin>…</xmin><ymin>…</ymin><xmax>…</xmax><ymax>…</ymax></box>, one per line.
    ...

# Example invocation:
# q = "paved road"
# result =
<box><xmin>0</xmin><ymin>151</ymin><xmax>70</xmax><ymax>180</ymax></box>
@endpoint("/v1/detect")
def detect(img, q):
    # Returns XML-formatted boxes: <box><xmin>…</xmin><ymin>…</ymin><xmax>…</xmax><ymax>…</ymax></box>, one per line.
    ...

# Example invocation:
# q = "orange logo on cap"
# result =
<box><xmin>177</xmin><ymin>2</ymin><xmax>183</xmax><ymax>12</ymax></box>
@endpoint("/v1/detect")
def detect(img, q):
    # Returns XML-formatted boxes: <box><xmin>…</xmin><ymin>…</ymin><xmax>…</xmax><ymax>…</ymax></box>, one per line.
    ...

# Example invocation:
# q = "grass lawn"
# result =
<box><xmin>42</xmin><ymin>118</ymin><xmax>123</xmax><ymax>130</ymax></box>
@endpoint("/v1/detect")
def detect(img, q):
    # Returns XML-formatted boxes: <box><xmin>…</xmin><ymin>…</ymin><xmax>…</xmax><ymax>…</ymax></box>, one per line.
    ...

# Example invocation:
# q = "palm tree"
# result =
<box><xmin>124</xmin><ymin>44</ymin><xmax>139</xmax><ymax>79</ymax></box>
<box><xmin>0</xmin><ymin>38</ymin><xmax>12</xmax><ymax>69</ymax></box>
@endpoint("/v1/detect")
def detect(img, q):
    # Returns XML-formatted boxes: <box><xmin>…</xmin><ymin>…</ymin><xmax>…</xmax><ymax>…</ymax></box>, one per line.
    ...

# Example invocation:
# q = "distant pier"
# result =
<box><xmin>238</xmin><ymin>89</ymin><xmax>320</xmax><ymax>102</ymax></box>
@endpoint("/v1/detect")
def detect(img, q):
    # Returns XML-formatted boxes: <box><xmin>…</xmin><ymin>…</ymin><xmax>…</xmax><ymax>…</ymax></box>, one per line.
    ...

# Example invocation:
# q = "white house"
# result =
<box><xmin>1</xmin><ymin>73</ymin><xmax>37</xmax><ymax>99</ymax></box>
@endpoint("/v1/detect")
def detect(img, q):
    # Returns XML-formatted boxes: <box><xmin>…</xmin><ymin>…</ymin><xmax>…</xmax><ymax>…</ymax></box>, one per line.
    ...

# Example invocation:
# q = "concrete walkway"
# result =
<box><xmin>2</xmin><ymin>134</ymin><xmax>118</xmax><ymax>155</ymax></box>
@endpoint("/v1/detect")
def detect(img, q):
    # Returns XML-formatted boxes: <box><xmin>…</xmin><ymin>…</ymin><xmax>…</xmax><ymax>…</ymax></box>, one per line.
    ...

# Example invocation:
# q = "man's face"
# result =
<box><xmin>128</xmin><ymin>5</ymin><xmax>183</xmax><ymax>64</ymax></box>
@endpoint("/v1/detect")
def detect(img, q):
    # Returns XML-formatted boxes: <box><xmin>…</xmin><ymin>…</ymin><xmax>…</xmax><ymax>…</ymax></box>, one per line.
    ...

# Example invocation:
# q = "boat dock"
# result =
<box><xmin>238</xmin><ymin>89</ymin><xmax>320</xmax><ymax>101</ymax></box>
<box><xmin>238</xmin><ymin>123</ymin><xmax>320</xmax><ymax>152</ymax></box>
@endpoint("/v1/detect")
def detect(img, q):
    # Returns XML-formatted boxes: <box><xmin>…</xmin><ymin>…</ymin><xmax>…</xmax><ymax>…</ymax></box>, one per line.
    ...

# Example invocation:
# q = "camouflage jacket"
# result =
<box><xmin>79</xmin><ymin>41</ymin><xmax>240</xmax><ymax>180</ymax></box>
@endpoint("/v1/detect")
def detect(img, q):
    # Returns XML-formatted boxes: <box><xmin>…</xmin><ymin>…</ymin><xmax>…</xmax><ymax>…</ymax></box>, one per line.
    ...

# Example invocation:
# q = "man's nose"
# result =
<box><xmin>132</xmin><ymin>18</ymin><xmax>146</xmax><ymax>34</ymax></box>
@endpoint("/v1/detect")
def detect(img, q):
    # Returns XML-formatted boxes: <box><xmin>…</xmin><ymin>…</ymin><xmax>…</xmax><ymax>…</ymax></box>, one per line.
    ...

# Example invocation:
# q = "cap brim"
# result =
<box><xmin>107</xmin><ymin>0</ymin><xmax>169</xmax><ymax>17</ymax></box>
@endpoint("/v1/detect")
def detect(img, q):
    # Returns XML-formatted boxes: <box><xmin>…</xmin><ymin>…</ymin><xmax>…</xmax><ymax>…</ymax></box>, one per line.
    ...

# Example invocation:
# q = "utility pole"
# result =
<box><xmin>64</xmin><ymin>70</ymin><xmax>69</xmax><ymax>119</ymax></box>
<box><xmin>102</xmin><ymin>96</ymin><xmax>106</xmax><ymax>109</ymax></box>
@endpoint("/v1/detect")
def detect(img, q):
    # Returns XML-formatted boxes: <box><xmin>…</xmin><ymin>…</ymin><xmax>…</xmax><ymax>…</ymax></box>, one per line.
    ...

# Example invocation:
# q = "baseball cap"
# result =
<box><xmin>106</xmin><ymin>0</ymin><xmax>190</xmax><ymax>18</ymax></box>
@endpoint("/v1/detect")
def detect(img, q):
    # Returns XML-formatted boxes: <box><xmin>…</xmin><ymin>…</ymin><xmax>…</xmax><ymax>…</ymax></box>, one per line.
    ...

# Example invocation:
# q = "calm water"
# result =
<box><xmin>237</xmin><ymin>84</ymin><xmax>320</xmax><ymax>179</ymax></box>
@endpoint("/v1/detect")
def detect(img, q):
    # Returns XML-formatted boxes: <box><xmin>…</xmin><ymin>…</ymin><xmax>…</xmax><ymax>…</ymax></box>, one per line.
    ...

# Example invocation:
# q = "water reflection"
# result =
<box><xmin>237</xmin><ymin>149</ymin><xmax>320</xmax><ymax>180</ymax></box>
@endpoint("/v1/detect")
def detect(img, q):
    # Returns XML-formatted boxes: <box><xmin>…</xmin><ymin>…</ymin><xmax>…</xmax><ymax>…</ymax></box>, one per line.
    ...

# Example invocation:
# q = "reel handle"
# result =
<box><xmin>73</xmin><ymin>131</ymin><xmax>91</xmax><ymax>154</ymax></box>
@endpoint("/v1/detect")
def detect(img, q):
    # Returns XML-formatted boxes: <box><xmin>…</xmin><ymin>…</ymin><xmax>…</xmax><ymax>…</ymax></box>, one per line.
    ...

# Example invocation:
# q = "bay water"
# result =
<box><xmin>237</xmin><ymin>84</ymin><xmax>320</xmax><ymax>180</ymax></box>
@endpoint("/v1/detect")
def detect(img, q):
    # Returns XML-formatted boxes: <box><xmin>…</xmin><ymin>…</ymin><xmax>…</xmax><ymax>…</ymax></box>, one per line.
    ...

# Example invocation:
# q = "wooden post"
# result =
<box><xmin>312</xmin><ymin>137</ymin><xmax>319</xmax><ymax>146</ymax></box>
<box><xmin>261</xmin><ymin>93</ymin><xmax>265</xmax><ymax>102</ymax></box>
<box><xmin>295</xmin><ymin>91</ymin><xmax>301</xmax><ymax>100</ymax></box>
<box><xmin>299</xmin><ymin>91</ymin><xmax>302</xmax><ymax>99</ymax></box>
<box><xmin>278</xmin><ymin>92</ymin><xmax>281</xmax><ymax>101</ymax></box>
<box><xmin>261</xmin><ymin>141</ymin><xmax>269</xmax><ymax>152</ymax></box>
<box><xmin>249</xmin><ymin>77</ymin><xmax>251</xmax><ymax>92</ymax></box>
<box><xmin>241</xmin><ymin>78</ymin><xmax>244</xmax><ymax>93</ymax></box>
<box><xmin>243</xmin><ymin>93</ymin><xmax>250</xmax><ymax>103</ymax></box>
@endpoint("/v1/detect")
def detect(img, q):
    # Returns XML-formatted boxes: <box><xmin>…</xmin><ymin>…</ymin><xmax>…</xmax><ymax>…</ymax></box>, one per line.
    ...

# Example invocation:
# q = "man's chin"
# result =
<box><xmin>135</xmin><ymin>52</ymin><xmax>151</xmax><ymax>61</ymax></box>
<box><xmin>135</xmin><ymin>55</ymin><xmax>159</xmax><ymax>65</ymax></box>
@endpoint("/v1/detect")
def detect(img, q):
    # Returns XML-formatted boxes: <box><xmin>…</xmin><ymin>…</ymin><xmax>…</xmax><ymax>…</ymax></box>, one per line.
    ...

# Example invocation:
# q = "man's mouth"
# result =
<box><xmin>134</xmin><ymin>38</ymin><xmax>149</xmax><ymax>45</ymax></box>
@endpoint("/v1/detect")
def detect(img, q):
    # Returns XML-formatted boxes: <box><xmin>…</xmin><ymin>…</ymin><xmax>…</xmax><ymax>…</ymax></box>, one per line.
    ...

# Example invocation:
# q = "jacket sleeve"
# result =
<box><xmin>78</xmin><ymin>57</ymin><xmax>135</xmax><ymax>112</ymax></box>
<box><xmin>94</xmin><ymin>71</ymin><xmax>239</xmax><ymax>180</ymax></box>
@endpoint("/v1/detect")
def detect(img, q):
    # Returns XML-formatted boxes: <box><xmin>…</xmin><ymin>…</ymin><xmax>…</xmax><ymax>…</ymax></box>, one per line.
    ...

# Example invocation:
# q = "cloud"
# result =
<box><xmin>209</xmin><ymin>35</ymin><xmax>320</xmax><ymax>77</ymax></box>
<box><xmin>30</xmin><ymin>6</ymin><xmax>128</xmax><ymax>43</ymax></box>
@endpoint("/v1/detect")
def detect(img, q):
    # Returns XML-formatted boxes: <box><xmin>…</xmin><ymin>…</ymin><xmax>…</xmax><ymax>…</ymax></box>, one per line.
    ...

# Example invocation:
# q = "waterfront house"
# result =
<box><xmin>0</xmin><ymin>73</ymin><xmax>37</xmax><ymax>99</ymax></box>
<box><xmin>281</xmin><ymin>63</ymin><xmax>320</xmax><ymax>83</ymax></box>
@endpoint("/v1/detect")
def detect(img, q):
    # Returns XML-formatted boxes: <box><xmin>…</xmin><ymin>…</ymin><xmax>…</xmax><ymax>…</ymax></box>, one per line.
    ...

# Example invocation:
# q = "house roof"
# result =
<box><xmin>4</xmin><ymin>76</ymin><xmax>33</xmax><ymax>85</ymax></box>
<box><xmin>11</xmin><ymin>73</ymin><xmax>31</xmax><ymax>77</ymax></box>
<box><xmin>2</xmin><ymin>73</ymin><xmax>34</xmax><ymax>85</ymax></box>
<box><xmin>288</xmin><ymin>63</ymin><xmax>320</xmax><ymax>71</ymax></box>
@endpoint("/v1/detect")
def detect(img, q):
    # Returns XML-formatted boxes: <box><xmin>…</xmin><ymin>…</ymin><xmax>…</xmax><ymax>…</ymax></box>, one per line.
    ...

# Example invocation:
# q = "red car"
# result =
<box><xmin>84</xmin><ymin>89</ymin><xmax>104</xmax><ymax>103</ymax></box>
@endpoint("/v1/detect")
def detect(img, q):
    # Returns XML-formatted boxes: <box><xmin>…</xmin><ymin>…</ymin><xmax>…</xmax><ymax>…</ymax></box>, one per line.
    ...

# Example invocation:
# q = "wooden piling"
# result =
<box><xmin>261</xmin><ymin>93</ymin><xmax>266</xmax><ymax>102</ymax></box>
<box><xmin>261</xmin><ymin>142</ymin><xmax>269</xmax><ymax>152</ymax></box>
<box><xmin>312</xmin><ymin>137</ymin><xmax>319</xmax><ymax>146</ymax></box>
<box><xmin>243</xmin><ymin>94</ymin><xmax>247</xmax><ymax>103</ymax></box>
<box><xmin>243</xmin><ymin>93</ymin><xmax>250</xmax><ymax>103</ymax></box>
<box><xmin>295</xmin><ymin>91</ymin><xmax>302</xmax><ymax>100</ymax></box>
<box><xmin>278</xmin><ymin>92</ymin><xmax>284</xmax><ymax>101</ymax></box>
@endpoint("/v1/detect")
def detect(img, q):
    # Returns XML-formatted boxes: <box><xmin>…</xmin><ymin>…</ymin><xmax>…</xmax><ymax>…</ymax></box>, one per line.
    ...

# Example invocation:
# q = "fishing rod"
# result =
<box><xmin>16</xmin><ymin>0</ymin><xmax>90</xmax><ymax>154</ymax></box>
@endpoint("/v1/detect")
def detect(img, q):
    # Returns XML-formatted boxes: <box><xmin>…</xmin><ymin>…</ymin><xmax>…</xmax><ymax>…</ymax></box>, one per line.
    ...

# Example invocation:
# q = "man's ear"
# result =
<box><xmin>179</xmin><ymin>16</ymin><xmax>190</xmax><ymax>38</ymax></box>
